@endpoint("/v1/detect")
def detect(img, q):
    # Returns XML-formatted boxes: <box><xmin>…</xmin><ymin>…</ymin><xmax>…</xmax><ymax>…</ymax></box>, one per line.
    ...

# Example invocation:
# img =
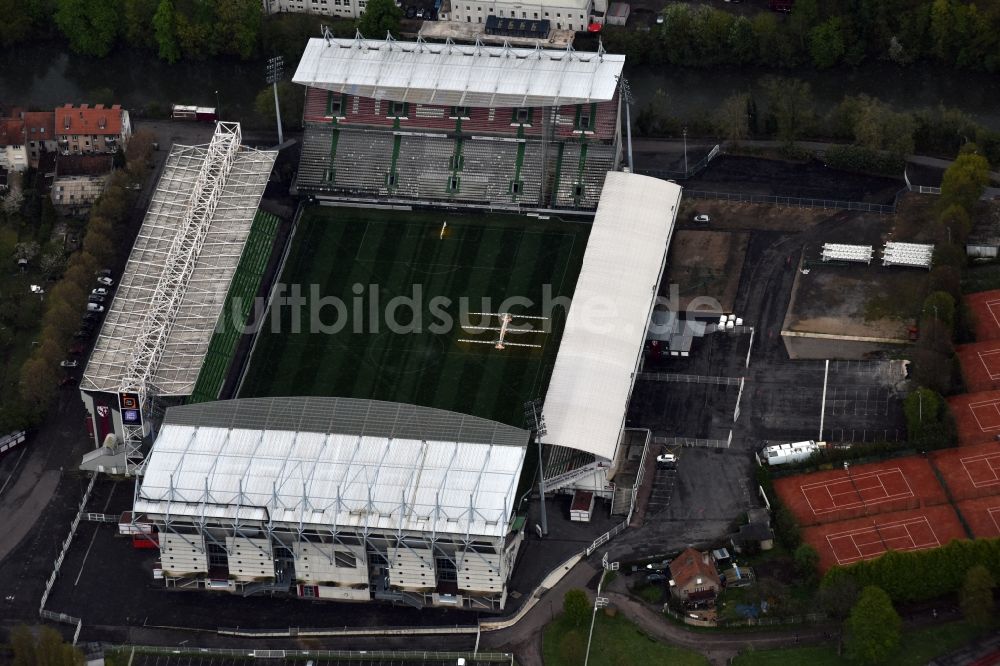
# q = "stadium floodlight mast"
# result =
<box><xmin>616</xmin><ymin>75</ymin><xmax>634</xmax><ymax>172</ymax></box>
<box><xmin>524</xmin><ymin>398</ymin><xmax>548</xmax><ymax>537</ymax></box>
<box><xmin>266</xmin><ymin>55</ymin><xmax>284</xmax><ymax>144</ymax></box>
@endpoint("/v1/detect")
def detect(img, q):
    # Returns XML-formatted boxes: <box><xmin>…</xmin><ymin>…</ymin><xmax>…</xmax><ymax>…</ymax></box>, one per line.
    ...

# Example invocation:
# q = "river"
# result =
<box><xmin>3</xmin><ymin>42</ymin><xmax>1000</xmax><ymax>131</ymax></box>
<box><xmin>625</xmin><ymin>61</ymin><xmax>1000</xmax><ymax>130</ymax></box>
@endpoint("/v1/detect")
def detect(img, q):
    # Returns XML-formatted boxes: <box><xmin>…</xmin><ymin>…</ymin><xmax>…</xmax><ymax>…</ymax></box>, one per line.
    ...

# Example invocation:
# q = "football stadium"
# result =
<box><xmin>238</xmin><ymin>206</ymin><xmax>588</xmax><ymax>426</ymax></box>
<box><xmin>80</xmin><ymin>36</ymin><xmax>684</xmax><ymax>612</ymax></box>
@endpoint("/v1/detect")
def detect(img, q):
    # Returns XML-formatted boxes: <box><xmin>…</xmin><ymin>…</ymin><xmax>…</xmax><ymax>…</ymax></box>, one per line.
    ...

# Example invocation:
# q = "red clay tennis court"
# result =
<box><xmin>955</xmin><ymin>497</ymin><xmax>1000</xmax><ymax>538</ymax></box>
<box><xmin>957</xmin><ymin>341</ymin><xmax>1000</xmax><ymax>392</ymax></box>
<box><xmin>802</xmin><ymin>505</ymin><xmax>967</xmax><ymax>571</ymax></box>
<box><xmin>948</xmin><ymin>390</ymin><xmax>1000</xmax><ymax>447</ymax></box>
<box><xmin>931</xmin><ymin>442</ymin><xmax>1000</xmax><ymax>500</ymax></box>
<box><xmin>965</xmin><ymin>290</ymin><xmax>1000</xmax><ymax>342</ymax></box>
<box><xmin>773</xmin><ymin>456</ymin><xmax>947</xmax><ymax>526</ymax></box>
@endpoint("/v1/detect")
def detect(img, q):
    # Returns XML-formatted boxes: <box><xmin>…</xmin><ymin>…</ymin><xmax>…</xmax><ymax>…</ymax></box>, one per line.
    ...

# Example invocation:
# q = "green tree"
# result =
<box><xmin>752</xmin><ymin>13</ymin><xmax>795</xmax><ymax>67</ymax></box>
<box><xmin>930</xmin><ymin>0</ymin><xmax>958</xmax><ymax>62</ymax></box>
<box><xmin>153</xmin><ymin>0</ymin><xmax>180</xmax><ymax>63</ymax></box>
<box><xmin>559</xmin><ymin>629</ymin><xmax>585</xmax><ymax>665</ymax></box>
<box><xmin>0</xmin><ymin>0</ymin><xmax>34</xmax><ymax>47</ymax></box>
<box><xmin>939</xmin><ymin>150</ymin><xmax>990</xmax><ymax>213</ymax></box>
<box><xmin>818</xmin><ymin>573</ymin><xmax>859</xmax><ymax>619</ymax></box>
<box><xmin>923</xmin><ymin>290</ymin><xmax>956</xmax><ymax>329</ymax></box>
<box><xmin>713</xmin><ymin>92</ymin><xmax>751</xmax><ymax>143</ymax></box>
<box><xmin>845</xmin><ymin>586</ymin><xmax>902</xmax><ymax>665</ymax></box>
<box><xmin>54</xmin><ymin>0</ymin><xmax>120</xmax><ymax>57</ymax></box>
<box><xmin>726</xmin><ymin>16</ymin><xmax>756</xmax><ymax>64</ymax></box>
<box><xmin>123</xmin><ymin>0</ymin><xmax>157</xmax><ymax>49</ymax></box>
<box><xmin>853</xmin><ymin>97</ymin><xmax>916</xmax><ymax>157</ymax></box>
<box><xmin>773</xmin><ymin>504</ymin><xmax>801</xmax><ymax>550</ymax></box>
<box><xmin>761</xmin><ymin>77</ymin><xmax>815</xmax><ymax>145</ymax></box>
<box><xmin>960</xmin><ymin>564</ymin><xmax>995</xmax><ymax>628</ymax></box>
<box><xmin>254</xmin><ymin>81</ymin><xmax>305</xmax><ymax>132</ymax></box>
<box><xmin>214</xmin><ymin>0</ymin><xmax>260</xmax><ymax>59</ymax></box>
<box><xmin>358</xmin><ymin>0</ymin><xmax>403</xmax><ymax>39</ymax></box>
<box><xmin>10</xmin><ymin>624</ymin><xmax>36</xmax><ymax>666</ymax></box>
<box><xmin>903</xmin><ymin>387</ymin><xmax>944</xmax><ymax>437</ymax></box>
<box><xmin>563</xmin><ymin>588</ymin><xmax>590</xmax><ymax>628</ymax></box>
<box><xmin>793</xmin><ymin>543</ymin><xmax>820</xmax><ymax>584</ymax></box>
<box><xmin>938</xmin><ymin>203</ymin><xmax>972</xmax><ymax>244</ymax></box>
<box><xmin>809</xmin><ymin>18</ymin><xmax>845</xmax><ymax>68</ymax></box>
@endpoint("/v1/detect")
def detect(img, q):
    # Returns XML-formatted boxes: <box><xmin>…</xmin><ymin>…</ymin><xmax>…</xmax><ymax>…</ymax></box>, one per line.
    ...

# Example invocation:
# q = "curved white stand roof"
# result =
<box><xmin>541</xmin><ymin>172</ymin><xmax>682</xmax><ymax>460</ymax></box>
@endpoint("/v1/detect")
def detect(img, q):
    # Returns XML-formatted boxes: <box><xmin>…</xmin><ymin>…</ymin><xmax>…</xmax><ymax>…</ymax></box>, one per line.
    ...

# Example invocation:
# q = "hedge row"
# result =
<box><xmin>822</xmin><ymin>537</ymin><xmax>1000</xmax><ymax>604</ymax></box>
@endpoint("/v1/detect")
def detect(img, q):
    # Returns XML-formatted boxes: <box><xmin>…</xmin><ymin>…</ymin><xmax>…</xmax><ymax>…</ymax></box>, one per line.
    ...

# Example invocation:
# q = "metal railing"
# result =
<box><xmin>101</xmin><ymin>644</ymin><xmax>514</xmax><ymax>663</ymax></box>
<box><xmin>685</xmin><ymin>189</ymin><xmax>896</xmax><ymax>214</ymax></box>
<box><xmin>638</xmin><ymin>372</ymin><xmax>742</xmax><ymax>386</ymax></box>
<box><xmin>40</xmin><ymin>474</ymin><xmax>97</xmax><ymax>615</ymax></box>
<box><xmin>217</xmin><ymin>624</ymin><xmax>481</xmax><ymax>638</ymax></box>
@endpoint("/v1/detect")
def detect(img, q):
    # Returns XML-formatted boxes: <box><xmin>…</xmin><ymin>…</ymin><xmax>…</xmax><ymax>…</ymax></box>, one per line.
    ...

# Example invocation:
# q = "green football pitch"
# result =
<box><xmin>239</xmin><ymin>206</ymin><xmax>588</xmax><ymax>427</ymax></box>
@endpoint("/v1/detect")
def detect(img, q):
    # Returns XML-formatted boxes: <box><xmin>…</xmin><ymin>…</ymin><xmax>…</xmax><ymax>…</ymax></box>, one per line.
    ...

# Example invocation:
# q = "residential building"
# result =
<box><xmin>668</xmin><ymin>547</ymin><xmax>721</xmax><ymax>605</ymax></box>
<box><xmin>0</xmin><ymin>119</ymin><xmax>28</xmax><ymax>172</ymax></box>
<box><xmin>444</xmin><ymin>0</ymin><xmax>607</xmax><ymax>31</ymax></box>
<box><xmin>262</xmin><ymin>0</ymin><xmax>365</xmax><ymax>20</ymax></box>
<box><xmin>23</xmin><ymin>112</ymin><xmax>57</xmax><ymax>168</ymax></box>
<box><xmin>51</xmin><ymin>154</ymin><xmax>114</xmax><ymax>215</ymax></box>
<box><xmin>55</xmin><ymin>104</ymin><xmax>132</xmax><ymax>156</ymax></box>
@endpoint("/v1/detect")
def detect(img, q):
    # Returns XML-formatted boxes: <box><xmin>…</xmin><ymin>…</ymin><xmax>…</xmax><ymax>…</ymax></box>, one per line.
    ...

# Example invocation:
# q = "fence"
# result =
<box><xmin>585</xmin><ymin>520</ymin><xmax>629</xmax><ymax>557</ymax></box>
<box><xmin>654</xmin><ymin>434</ymin><xmax>731</xmax><ymax>449</ymax></box>
<box><xmin>40</xmin><ymin>473</ymin><xmax>97</xmax><ymax>617</ymax></box>
<box><xmin>685</xmin><ymin>189</ymin><xmax>897</xmax><ymax>214</ymax></box>
<box><xmin>634</xmin><ymin>144</ymin><xmax>721</xmax><ymax>181</ymax></box>
<box><xmin>39</xmin><ymin>610</ymin><xmax>82</xmax><ymax>645</ymax></box>
<box><xmin>101</xmin><ymin>644</ymin><xmax>514</xmax><ymax>663</ymax></box>
<box><xmin>638</xmin><ymin>372</ymin><xmax>742</xmax><ymax>386</ymax></box>
<box><xmin>83</xmin><ymin>513</ymin><xmax>118</xmax><ymax>523</ymax></box>
<box><xmin>217</xmin><ymin>625</ymin><xmax>480</xmax><ymax>638</ymax></box>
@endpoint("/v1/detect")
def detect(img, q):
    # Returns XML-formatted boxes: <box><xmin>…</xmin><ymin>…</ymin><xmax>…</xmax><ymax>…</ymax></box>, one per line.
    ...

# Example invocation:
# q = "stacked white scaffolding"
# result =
<box><xmin>881</xmin><ymin>242</ymin><xmax>934</xmax><ymax>269</ymax></box>
<box><xmin>821</xmin><ymin>243</ymin><xmax>874</xmax><ymax>264</ymax></box>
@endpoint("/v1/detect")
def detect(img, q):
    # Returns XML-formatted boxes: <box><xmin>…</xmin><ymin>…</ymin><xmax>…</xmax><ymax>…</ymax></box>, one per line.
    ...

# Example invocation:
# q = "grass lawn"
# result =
<box><xmin>239</xmin><ymin>205</ymin><xmax>588</xmax><ymax>426</ymax></box>
<box><xmin>732</xmin><ymin>620</ymin><xmax>991</xmax><ymax>666</ymax></box>
<box><xmin>543</xmin><ymin>611</ymin><xmax>709</xmax><ymax>666</ymax></box>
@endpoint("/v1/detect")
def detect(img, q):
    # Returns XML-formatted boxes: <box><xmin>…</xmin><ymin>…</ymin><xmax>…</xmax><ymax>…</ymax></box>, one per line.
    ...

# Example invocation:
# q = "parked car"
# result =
<box><xmin>68</xmin><ymin>343</ymin><xmax>86</xmax><ymax>355</ymax></box>
<box><xmin>416</xmin><ymin>7</ymin><xmax>425</xmax><ymax>18</ymax></box>
<box><xmin>655</xmin><ymin>14</ymin><xmax>664</xmax><ymax>24</ymax></box>
<box><xmin>30</xmin><ymin>284</ymin><xmax>45</xmax><ymax>295</ymax></box>
<box><xmin>91</xmin><ymin>288</ymin><xmax>109</xmax><ymax>297</ymax></box>
<box><xmin>86</xmin><ymin>303</ymin><xmax>105</xmax><ymax>313</ymax></box>
<box><xmin>96</xmin><ymin>276</ymin><xmax>115</xmax><ymax>287</ymax></box>
<box><xmin>59</xmin><ymin>376</ymin><xmax>78</xmax><ymax>387</ymax></box>
<box><xmin>73</xmin><ymin>329</ymin><xmax>92</xmax><ymax>339</ymax></box>
<box><xmin>693</xmin><ymin>214</ymin><xmax>711</xmax><ymax>224</ymax></box>
<box><xmin>60</xmin><ymin>360</ymin><xmax>79</xmax><ymax>368</ymax></box>
<box><xmin>88</xmin><ymin>295</ymin><xmax>105</xmax><ymax>304</ymax></box>
<box><xmin>656</xmin><ymin>453</ymin><xmax>678</xmax><ymax>469</ymax></box>
<box><xmin>646</xmin><ymin>572</ymin><xmax>667</xmax><ymax>583</ymax></box>
<box><xmin>83</xmin><ymin>313</ymin><xmax>100</xmax><ymax>322</ymax></box>
<box><xmin>96</xmin><ymin>269</ymin><xmax>112</xmax><ymax>278</ymax></box>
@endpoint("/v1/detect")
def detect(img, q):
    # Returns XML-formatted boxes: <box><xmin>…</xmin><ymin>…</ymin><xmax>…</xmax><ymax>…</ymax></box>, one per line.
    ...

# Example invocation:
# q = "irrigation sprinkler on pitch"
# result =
<box><xmin>459</xmin><ymin>312</ymin><xmax>548</xmax><ymax>350</ymax></box>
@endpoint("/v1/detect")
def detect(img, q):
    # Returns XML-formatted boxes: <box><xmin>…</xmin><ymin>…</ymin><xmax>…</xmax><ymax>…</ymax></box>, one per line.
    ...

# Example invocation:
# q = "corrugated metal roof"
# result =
<box><xmin>540</xmin><ymin>172</ymin><xmax>682</xmax><ymax>460</ymax></box>
<box><xmin>293</xmin><ymin>36</ymin><xmax>625</xmax><ymax>108</ymax></box>
<box><xmin>81</xmin><ymin>138</ymin><xmax>276</xmax><ymax>395</ymax></box>
<box><xmin>137</xmin><ymin>398</ymin><xmax>528</xmax><ymax>539</ymax></box>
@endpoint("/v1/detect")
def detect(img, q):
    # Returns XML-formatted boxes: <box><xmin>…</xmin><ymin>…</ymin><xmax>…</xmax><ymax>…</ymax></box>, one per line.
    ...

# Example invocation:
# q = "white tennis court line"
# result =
<box><xmin>968</xmin><ymin>398</ymin><xmax>1000</xmax><ymax>432</ymax></box>
<box><xmin>826</xmin><ymin>516</ymin><xmax>938</xmax><ymax>565</ymax></box>
<box><xmin>977</xmin><ymin>349</ymin><xmax>1000</xmax><ymax>380</ymax></box>
<box><xmin>801</xmin><ymin>468</ymin><xmax>913</xmax><ymax>515</ymax></box>
<box><xmin>987</xmin><ymin>300</ymin><xmax>1000</xmax><ymax>331</ymax></box>
<box><xmin>989</xmin><ymin>507</ymin><xmax>1000</xmax><ymax>534</ymax></box>
<box><xmin>961</xmin><ymin>453</ymin><xmax>1000</xmax><ymax>488</ymax></box>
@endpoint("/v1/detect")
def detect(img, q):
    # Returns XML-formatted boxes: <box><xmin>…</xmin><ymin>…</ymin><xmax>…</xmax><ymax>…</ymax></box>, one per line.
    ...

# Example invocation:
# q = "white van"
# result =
<box><xmin>86</xmin><ymin>303</ymin><xmax>105</xmax><ymax>313</ymax></box>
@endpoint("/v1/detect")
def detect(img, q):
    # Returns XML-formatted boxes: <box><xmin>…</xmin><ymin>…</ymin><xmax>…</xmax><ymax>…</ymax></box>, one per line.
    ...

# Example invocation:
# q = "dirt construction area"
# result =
<box><xmin>664</xmin><ymin>230</ymin><xmax>748</xmax><ymax>312</ymax></box>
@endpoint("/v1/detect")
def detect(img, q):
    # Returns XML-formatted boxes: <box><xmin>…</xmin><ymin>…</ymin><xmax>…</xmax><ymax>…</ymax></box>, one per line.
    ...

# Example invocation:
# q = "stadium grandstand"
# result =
<box><xmin>79</xmin><ymin>123</ymin><xmax>276</xmax><ymax>475</ymax></box>
<box><xmin>538</xmin><ymin>172</ymin><xmax>682</xmax><ymax>509</ymax></box>
<box><xmin>132</xmin><ymin>396</ymin><xmax>529</xmax><ymax>611</ymax></box>
<box><xmin>292</xmin><ymin>31</ymin><xmax>625</xmax><ymax>210</ymax></box>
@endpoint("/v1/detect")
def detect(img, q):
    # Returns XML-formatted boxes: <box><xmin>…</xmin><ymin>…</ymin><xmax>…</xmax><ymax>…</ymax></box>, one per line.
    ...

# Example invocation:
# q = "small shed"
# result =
<box><xmin>605</xmin><ymin>2</ymin><xmax>630</xmax><ymax>26</ymax></box>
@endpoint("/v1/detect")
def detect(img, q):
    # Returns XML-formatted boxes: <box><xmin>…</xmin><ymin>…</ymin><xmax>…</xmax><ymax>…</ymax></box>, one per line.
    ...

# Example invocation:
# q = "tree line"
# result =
<box><xmin>602</xmin><ymin>0</ymin><xmax>1000</xmax><ymax>72</ymax></box>
<box><xmin>0</xmin><ymin>0</ymin><xmax>402</xmax><ymax>62</ymax></box>
<box><xmin>0</xmin><ymin>133</ymin><xmax>156</xmax><ymax>433</ymax></box>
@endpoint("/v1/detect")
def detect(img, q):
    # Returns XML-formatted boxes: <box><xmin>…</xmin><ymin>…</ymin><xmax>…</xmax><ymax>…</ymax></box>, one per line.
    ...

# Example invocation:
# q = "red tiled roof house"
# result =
<box><xmin>668</xmin><ymin>547</ymin><xmax>721</xmax><ymax>604</ymax></box>
<box><xmin>55</xmin><ymin>104</ymin><xmax>132</xmax><ymax>156</ymax></box>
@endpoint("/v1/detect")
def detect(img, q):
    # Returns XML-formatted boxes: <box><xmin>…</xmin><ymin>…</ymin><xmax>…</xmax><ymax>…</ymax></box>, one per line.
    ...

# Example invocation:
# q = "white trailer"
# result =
<box><xmin>761</xmin><ymin>440</ymin><xmax>825</xmax><ymax>466</ymax></box>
